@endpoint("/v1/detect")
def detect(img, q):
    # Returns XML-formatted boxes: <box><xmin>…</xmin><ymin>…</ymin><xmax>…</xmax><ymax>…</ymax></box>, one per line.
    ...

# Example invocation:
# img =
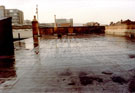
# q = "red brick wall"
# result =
<box><xmin>39</xmin><ymin>26</ymin><xmax>105</xmax><ymax>35</ymax></box>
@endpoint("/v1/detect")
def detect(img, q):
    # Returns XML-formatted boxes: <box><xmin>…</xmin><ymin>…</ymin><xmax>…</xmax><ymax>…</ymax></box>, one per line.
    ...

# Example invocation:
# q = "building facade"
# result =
<box><xmin>83</xmin><ymin>22</ymin><xmax>100</xmax><ymax>26</ymax></box>
<box><xmin>6</xmin><ymin>9</ymin><xmax>24</xmax><ymax>25</ymax></box>
<box><xmin>0</xmin><ymin>6</ymin><xmax>24</xmax><ymax>25</ymax></box>
<box><xmin>39</xmin><ymin>23</ymin><xmax>54</xmax><ymax>27</ymax></box>
<box><xmin>24</xmin><ymin>20</ymin><xmax>32</xmax><ymax>25</ymax></box>
<box><xmin>0</xmin><ymin>6</ymin><xmax>6</xmax><ymax>18</ymax></box>
<box><xmin>105</xmin><ymin>19</ymin><xmax>135</xmax><ymax>38</ymax></box>
<box><xmin>55</xmin><ymin>19</ymin><xmax>73</xmax><ymax>27</ymax></box>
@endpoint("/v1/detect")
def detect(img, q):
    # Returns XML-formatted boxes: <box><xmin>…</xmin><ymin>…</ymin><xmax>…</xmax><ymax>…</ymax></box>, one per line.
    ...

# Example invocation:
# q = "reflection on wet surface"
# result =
<box><xmin>1</xmin><ymin>34</ymin><xmax>135</xmax><ymax>93</ymax></box>
<box><xmin>0</xmin><ymin>58</ymin><xmax>16</xmax><ymax>77</ymax></box>
<box><xmin>0</xmin><ymin>57</ymin><xmax>16</xmax><ymax>88</ymax></box>
<box><xmin>33</xmin><ymin>37</ymin><xmax>40</xmax><ymax>54</ymax></box>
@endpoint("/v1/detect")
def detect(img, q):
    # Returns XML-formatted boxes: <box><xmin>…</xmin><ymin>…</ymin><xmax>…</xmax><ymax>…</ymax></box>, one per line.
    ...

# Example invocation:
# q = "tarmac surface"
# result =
<box><xmin>0</xmin><ymin>34</ymin><xmax>135</xmax><ymax>93</ymax></box>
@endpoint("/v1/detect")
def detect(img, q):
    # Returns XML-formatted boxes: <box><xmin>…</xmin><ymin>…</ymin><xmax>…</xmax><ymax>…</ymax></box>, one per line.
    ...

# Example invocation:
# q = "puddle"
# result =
<box><xmin>79</xmin><ymin>76</ymin><xmax>103</xmax><ymax>86</ymax></box>
<box><xmin>129</xmin><ymin>76</ymin><xmax>135</xmax><ymax>92</ymax></box>
<box><xmin>0</xmin><ymin>58</ymin><xmax>16</xmax><ymax>78</ymax></box>
<box><xmin>63</xmin><ymin>79</ymin><xmax>66</xmax><ymax>81</ymax></box>
<box><xmin>68</xmin><ymin>82</ymin><xmax>75</xmax><ymax>85</ymax></box>
<box><xmin>0</xmin><ymin>71</ymin><xmax>16</xmax><ymax>78</ymax></box>
<box><xmin>0</xmin><ymin>80</ymin><xmax>5</xmax><ymax>84</ymax></box>
<box><xmin>111</xmin><ymin>76</ymin><xmax>127</xmax><ymax>85</ymax></box>
<box><xmin>59</xmin><ymin>69</ymin><xmax>72</xmax><ymax>76</ymax></box>
<box><xmin>79</xmin><ymin>72</ymin><xmax>87</xmax><ymax>76</ymax></box>
<box><xmin>79</xmin><ymin>76</ymin><xmax>93</xmax><ymax>85</ymax></box>
<box><xmin>129</xmin><ymin>54</ymin><xmax>135</xmax><ymax>58</ymax></box>
<box><xmin>102</xmin><ymin>71</ymin><xmax>113</xmax><ymax>75</ymax></box>
<box><xmin>79</xmin><ymin>72</ymin><xmax>103</xmax><ymax>86</ymax></box>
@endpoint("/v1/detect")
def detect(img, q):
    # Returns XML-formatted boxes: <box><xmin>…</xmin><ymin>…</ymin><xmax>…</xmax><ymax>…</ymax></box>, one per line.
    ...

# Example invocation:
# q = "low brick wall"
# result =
<box><xmin>105</xmin><ymin>24</ymin><xmax>135</xmax><ymax>38</ymax></box>
<box><xmin>39</xmin><ymin>26</ymin><xmax>105</xmax><ymax>35</ymax></box>
<box><xmin>13</xmin><ymin>25</ymin><xmax>32</xmax><ymax>29</ymax></box>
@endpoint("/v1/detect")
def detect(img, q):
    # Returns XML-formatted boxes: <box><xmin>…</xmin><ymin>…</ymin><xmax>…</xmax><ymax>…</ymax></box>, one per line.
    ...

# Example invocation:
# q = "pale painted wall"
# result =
<box><xmin>13</xmin><ymin>29</ymin><xmax>32</xmax><ymax>38</ymax></box>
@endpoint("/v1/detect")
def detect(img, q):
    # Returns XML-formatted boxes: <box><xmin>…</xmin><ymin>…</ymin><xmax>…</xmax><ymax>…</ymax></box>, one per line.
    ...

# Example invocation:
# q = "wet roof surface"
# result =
<box><xmin>0</xmin><ymin>34</ymin><xmax>135</xmax><ymax>93</ymax></box>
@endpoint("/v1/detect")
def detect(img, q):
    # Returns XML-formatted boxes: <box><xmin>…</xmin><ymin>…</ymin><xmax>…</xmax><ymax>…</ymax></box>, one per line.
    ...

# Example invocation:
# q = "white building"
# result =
<box><xmin>56</xmin><ymin>19</ymin><xmax>73</xmax><ymax>27</ymax></box>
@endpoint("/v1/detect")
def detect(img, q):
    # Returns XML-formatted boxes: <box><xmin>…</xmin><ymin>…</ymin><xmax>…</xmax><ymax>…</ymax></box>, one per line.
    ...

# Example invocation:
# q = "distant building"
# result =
<box><xmin>0</xmin><ymin>6</ymin><xmax>6</xmax><ymax>18</ymax></box>
<box><xmin>105</xmin><ymin>19</ymin><xmax>135</xmax><ymax>38</ymax></box>
<box><xmin>55</xmin><ymin>18</ymin><xmax>73</xmax><ymax>27</ymax></box>
<box><xmin>73</xmin><ymin>23</ymin><xmax>83</xmax><ymax>26</ymax></box>
<box><xmin>83</xmin><ymin>22</ymin><xmax>100</xmax><ymax>26</ymax></box>
<box><xmin>39</xmin><ymin>23</ymin><xmax>54</xmax><ymax>27</ymax></box>
<box><xmin>110</xmin><ymin>19</ymin><xmax>135</xmax><ymax>26</ymax></box>
<box><xmin>6</xmin><ymin>9</ymin><xmax>24</xmax><ymax>25</ymax></box>
<box><xmin>24</xmin><ymin>20</ymin><xmax>32</xmax><ymax>25</ymax></box>
<box><xmin>0</xmin><ymin>5</ymin><xmax>24</xmax><ymax>25</ymax></box>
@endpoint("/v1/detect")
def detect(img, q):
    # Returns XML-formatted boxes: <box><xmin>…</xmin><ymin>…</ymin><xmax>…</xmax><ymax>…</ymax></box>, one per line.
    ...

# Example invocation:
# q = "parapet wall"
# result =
<box><xmin>106</xmin><ymin>24</ymin><xmax>135</xmax><ymax>29</ymax></box>
<box><xmin>39</xmin><ymin>26</ymin><xmax>105</xmax><ymax>35</ymax></box>
<box><xmin>105</xmin><ymin>24</ymin><xmax>135</xmax><ymax>38</ymax></box>
<box><xmin>13</xmin><ymin>25</ymin><xmax>32</xmax><ymax>29</ymax></box>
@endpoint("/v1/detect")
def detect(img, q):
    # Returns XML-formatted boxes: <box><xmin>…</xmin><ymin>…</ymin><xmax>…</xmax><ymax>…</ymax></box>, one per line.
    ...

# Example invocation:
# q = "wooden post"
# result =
<box><xmin>18</xmin><ymin>33</ymin><xmax>20</xmax><ymax>40</ymax></box>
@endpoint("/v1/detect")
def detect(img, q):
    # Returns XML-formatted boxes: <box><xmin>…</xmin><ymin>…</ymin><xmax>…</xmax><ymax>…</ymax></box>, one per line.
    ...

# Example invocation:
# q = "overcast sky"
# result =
<box><xmin>1</xmin><ymin>0</ymin><xmax>135</xmax><ymax>24</ymax></box>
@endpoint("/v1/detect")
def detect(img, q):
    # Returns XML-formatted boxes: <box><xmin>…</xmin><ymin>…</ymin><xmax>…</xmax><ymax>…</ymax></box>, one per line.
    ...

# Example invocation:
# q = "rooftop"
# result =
<box><xmin>110</xmin><ymin>19</ymin><xmax>135</xmax><ymax>26</ymax></box>
<box><xmin>0</xmin><ymin>34</ymin><xmax>135</xmax><ymax>92</ymax></box>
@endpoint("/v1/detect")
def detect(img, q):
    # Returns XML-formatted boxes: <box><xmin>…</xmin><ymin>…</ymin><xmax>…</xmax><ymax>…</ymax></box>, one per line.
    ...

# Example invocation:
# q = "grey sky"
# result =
<box><xmin>1</xmin><ymin>0</ymin><xmax>135</xmax><ymax>24</ymax></box>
